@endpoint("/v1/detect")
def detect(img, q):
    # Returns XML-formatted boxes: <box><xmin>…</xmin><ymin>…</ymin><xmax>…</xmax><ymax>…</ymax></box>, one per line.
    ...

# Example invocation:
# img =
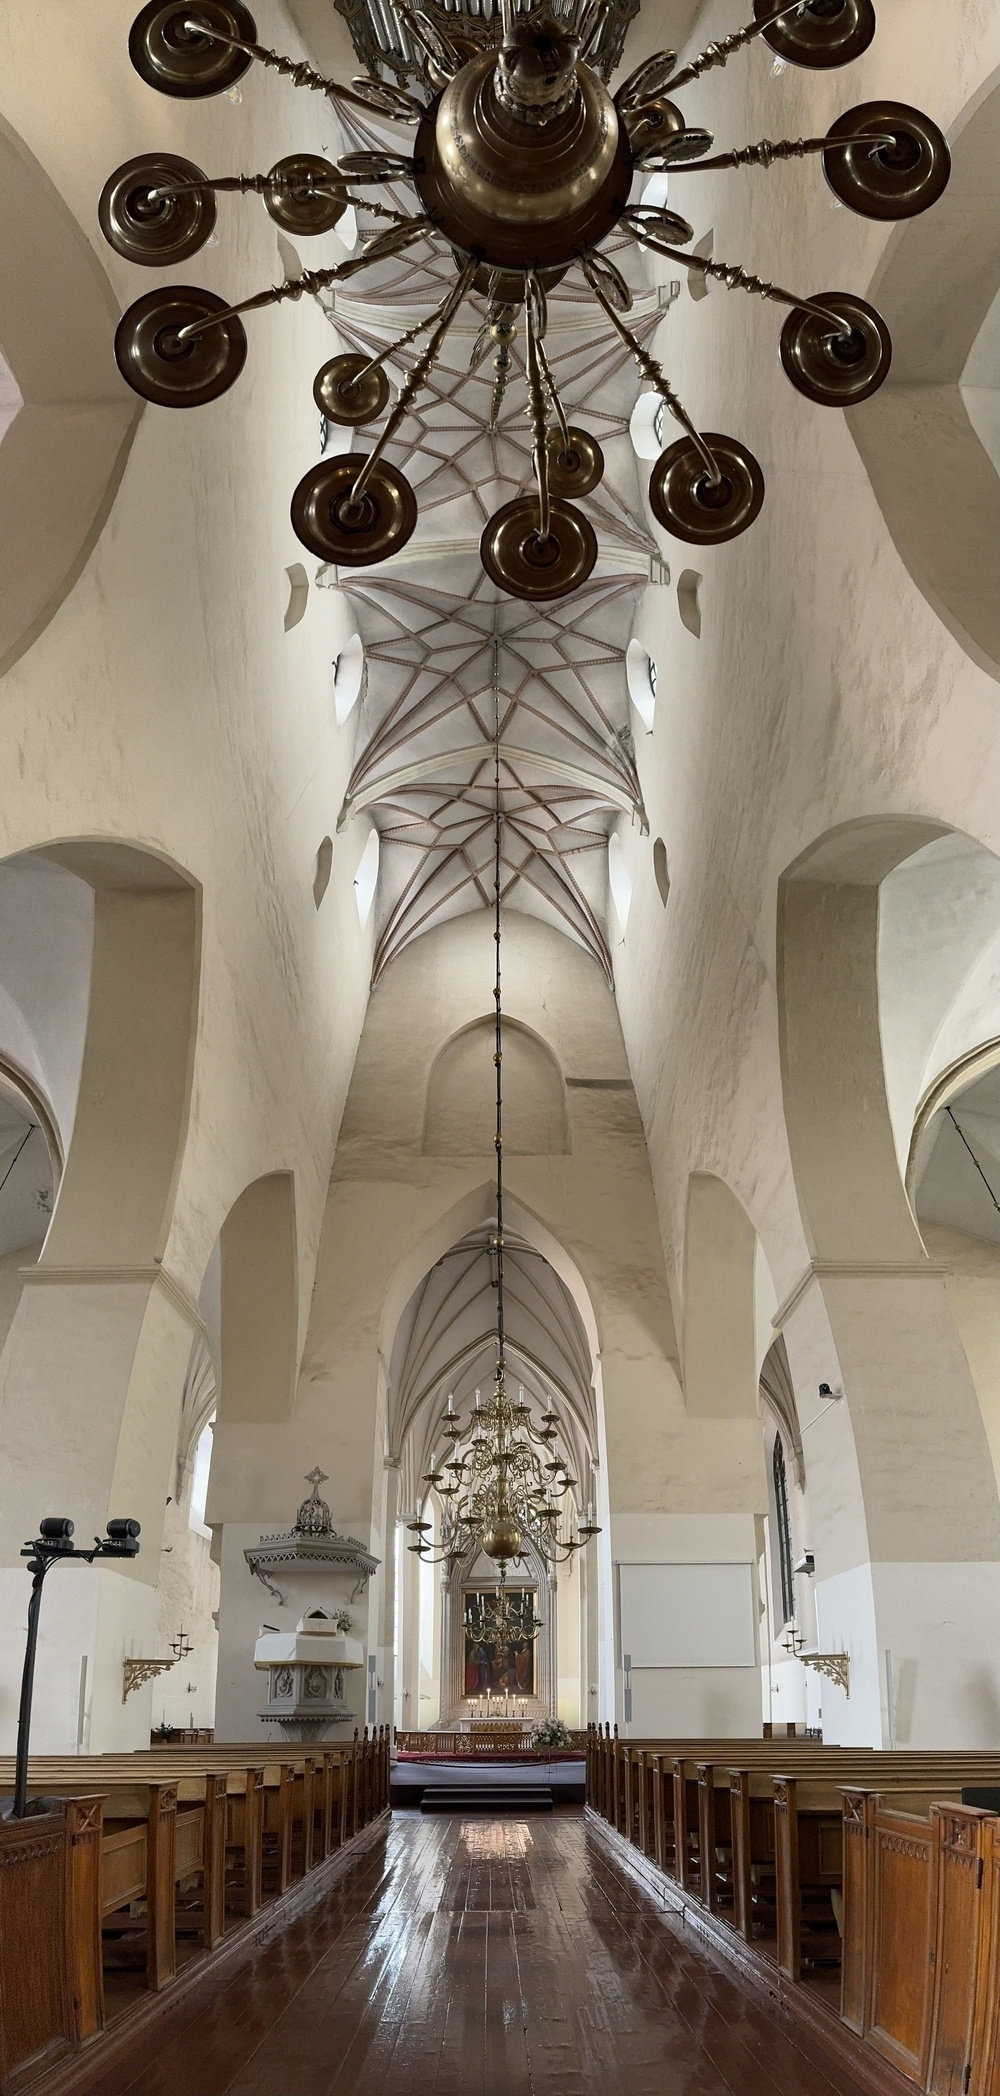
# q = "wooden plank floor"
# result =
<box><xmin>79</xmin><ymin>1810</ymin><xmax>866</xmax><ymax>2096</ymax></box>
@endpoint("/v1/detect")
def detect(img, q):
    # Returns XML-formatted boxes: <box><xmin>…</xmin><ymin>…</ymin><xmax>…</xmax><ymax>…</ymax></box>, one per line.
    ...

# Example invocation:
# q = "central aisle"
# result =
<box><xmin>93</xmin><ymin>1812</ymin><xmax>863</xmax><ymax>2096</ymax></box>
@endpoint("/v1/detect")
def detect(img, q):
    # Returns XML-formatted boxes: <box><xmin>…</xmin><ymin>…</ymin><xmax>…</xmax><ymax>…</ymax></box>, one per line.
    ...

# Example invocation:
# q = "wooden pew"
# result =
<box><xmin>0</xmin><ymin>1747</ymin><xmax>359</xmax><ymax>1998</ymax></box>
<box><xmin>0</xmin><ymin>1736</ymin><xmax>379</xmax><ymax>2092</ymax></box>
<box><xmin>591</xmin><ymin>1740</ymin><xmax>1000</xmax><ymax>1972</ymax></box>
<box><xmin>840</xmin><ymin>1791</ymin><xmax>1000</xmax><ymax>2095</ymax></box>
<box><xmin>589</xmin><ymin>1732</ymin><xmax>1000</xmax><ymax>2096</ymax></box>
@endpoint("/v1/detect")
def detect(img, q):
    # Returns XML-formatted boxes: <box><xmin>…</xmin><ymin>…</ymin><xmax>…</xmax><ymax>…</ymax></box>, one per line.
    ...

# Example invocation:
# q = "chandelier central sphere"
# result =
<box><xmin>106</xmin><ymin>0</ymin><xmax>952</xmax><ymax>599</ymax></box>
<box><xmin>415</xmin><ymin>19</ymin><xmax>627</xmax><ymax>282</ymax></box>
<box><xmin>481</xmin><ymin>1514</ymin><xmax>527</xmax><ymax>1562</ymax></box>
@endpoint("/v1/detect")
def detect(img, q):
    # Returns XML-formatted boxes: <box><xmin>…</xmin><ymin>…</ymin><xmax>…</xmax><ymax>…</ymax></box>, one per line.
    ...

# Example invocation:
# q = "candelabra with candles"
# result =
<box><xmin>465</xmin><ymin>1571</ymin><xmax>543</xmax><ymax>1650</ymax></box>
<box><xmin>413</xmin><ymin>1380</ymin><xmax>598</xmax><ymax>1578</ymax></box>
<box><xmin>102</xmin><ymin>0</ymin><xmax>950</xmax><ymax>598</ymax></box>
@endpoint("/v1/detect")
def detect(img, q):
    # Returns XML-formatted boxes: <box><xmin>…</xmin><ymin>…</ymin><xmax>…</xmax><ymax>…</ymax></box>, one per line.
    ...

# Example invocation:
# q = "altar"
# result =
<box><xmin>457</xmin><ymin>1704</ymin><xmax>535</xmax><ymax>1734</ymax></box>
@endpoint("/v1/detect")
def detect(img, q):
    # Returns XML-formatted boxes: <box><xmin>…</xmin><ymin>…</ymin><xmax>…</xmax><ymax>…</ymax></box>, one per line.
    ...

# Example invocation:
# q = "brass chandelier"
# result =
<box><xmin>465</xmin><ymin>1580</ymin><xmax>542</xmax><ymax>1649</ymax></box>
<box><xmin>406</xmin><ymin>735</ymin><xmax>599</xmax><ymax>1582</ymax></box>
<box><xmin>104</xmin><ymin>0</ymin><xmax>950</xmax><ymax>600</ymax></box>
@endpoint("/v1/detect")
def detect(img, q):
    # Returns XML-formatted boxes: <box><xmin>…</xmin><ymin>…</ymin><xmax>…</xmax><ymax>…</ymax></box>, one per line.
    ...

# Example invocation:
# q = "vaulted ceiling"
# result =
<box><xmin>321</xmin><ymin>103</ymin><xmax>665</xmax><ymax>981</ymax></box>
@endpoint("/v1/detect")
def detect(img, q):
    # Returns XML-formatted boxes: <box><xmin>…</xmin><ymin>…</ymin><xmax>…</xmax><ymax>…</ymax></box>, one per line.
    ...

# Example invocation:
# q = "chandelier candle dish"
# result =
<box><xmin>106</xmin><ymin>0</ymin><xmax>951</xmax><ymax>595</ymax></box>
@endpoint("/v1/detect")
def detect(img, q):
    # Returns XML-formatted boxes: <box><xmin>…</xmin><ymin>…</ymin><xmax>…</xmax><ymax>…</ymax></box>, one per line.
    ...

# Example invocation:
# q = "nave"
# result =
<box><xmin>78</xmin><ymin>1810</ymin><xmax>859</xmax><ymax>2096</ymax></box>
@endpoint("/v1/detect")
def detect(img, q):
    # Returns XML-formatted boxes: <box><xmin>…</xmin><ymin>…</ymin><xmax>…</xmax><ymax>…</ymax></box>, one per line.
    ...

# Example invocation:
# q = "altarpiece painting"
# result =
<box><xmin>463</xmin><ymin>1588</ymin><xmax>536</xmax><ymax>1696</ymax></box>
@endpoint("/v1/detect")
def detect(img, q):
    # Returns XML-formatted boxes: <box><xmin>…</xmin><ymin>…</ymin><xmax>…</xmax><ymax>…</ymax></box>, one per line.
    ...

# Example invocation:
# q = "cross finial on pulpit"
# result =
<box><xmin>295</xmin><ymin>1467</ymin><xmax>334</xmax><ymax>1537</ymax></box>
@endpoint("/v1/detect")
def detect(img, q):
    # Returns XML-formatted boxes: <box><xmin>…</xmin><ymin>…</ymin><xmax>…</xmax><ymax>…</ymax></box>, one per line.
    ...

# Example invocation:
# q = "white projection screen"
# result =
<box><xmin>617</xmin><ymin>1562</ymin><xmax>756</xmax><ymax>1669</ymax></box>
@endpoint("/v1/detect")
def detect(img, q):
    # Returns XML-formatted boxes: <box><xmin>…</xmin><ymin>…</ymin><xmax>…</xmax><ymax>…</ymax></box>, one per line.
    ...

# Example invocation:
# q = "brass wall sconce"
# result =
<box><xmin>122</xmin><ymin>1655</ymin><xmax>178</xmax><ymax>1702</ymax></box>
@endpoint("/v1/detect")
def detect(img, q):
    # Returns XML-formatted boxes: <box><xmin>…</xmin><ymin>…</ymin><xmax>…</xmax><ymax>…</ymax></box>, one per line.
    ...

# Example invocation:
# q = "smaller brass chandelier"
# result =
<box><xmin>407</xmin><ymin>740</ymin><xmax>599</xmax><ymax>1578</ymax></box>
<box><xmin>466</xmin><ymin>1580</ymin><xmax>542</xmax><ymax>1647</ymax></box>
<box><xmin>103</xmin><ymin>0</ymin><xmax>950</xmax><ymax>601</ymax></box>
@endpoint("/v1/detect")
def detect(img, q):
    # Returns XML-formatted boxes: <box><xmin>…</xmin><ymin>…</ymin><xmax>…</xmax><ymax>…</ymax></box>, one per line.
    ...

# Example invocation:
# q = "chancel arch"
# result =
<box><xmin>384</xmin><ymin>1188</ymin><xmax>602</xmax><ymax>1733</ymax></box>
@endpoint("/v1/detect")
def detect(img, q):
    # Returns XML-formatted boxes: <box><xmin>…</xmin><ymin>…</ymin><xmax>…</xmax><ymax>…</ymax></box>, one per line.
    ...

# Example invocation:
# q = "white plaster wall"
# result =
<box><xmin>613</xmin><ymin>1511</ymin><xmax>762</xmax><ymax>1737</ymax></box>
<box><xmin>153</xmin><ymin>1488</ymin><xmax>220</xmax><ymax>1735</ymax></box>
<box><xmin>0</xmin><ymin>0</ymin><xmax>376</xmax><ymax>1745</ymax></box>
<box><xmin>813</xmin><ymin>1563</ymin><xmax>883</xmax><ymax>1749</ymax></box>
<box><xmin>610</xmin><ymin>0</ymin><xmax>1000</xmax><ymax>1747</ymax></box>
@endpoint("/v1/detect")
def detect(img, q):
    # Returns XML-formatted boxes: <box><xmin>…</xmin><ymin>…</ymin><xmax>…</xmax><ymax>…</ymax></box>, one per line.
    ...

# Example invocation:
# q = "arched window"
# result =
<box><xmin>772</xmin><ymin>1434</ymin><xmax>795</xmax><ymax>1628</ymax></box>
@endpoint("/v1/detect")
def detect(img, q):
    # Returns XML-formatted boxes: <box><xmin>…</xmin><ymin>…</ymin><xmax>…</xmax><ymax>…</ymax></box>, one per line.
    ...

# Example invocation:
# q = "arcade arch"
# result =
<box><xmin>847</xmin><ymin>69</ymin><xmax>1000</xmax><ymax>681</ymax></box>
<box><xmin>0</xmin><ymin>112</ymin><xmax>140</xmax><ymax>677</ymax></box>
<box><xmin>776</xmin><ymin>817</ymin><xmax>1000</xmax><ymax>1745</ymax></box>
<box><xmin>0</xmin><ymin>838</ymin><xmax>201</xmax><ymax>1751</ymax></box>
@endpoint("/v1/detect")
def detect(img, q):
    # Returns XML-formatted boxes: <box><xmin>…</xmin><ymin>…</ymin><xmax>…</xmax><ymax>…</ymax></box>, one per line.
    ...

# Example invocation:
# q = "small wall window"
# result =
<box><xmin>313</xmin><ymin>836</ymin><xmax>333</xmax><ymax>909</ymax></box>
<box><xmin>283</xmin><ymin>562</ymin><xmax>309</xmax><ymax>631</ymax></box>
<box><xmin>189</xmin><ymin>1415</ymin><xmax>215</xmax><ymax>1537</ymax></box>
<box><xmin>688</xmin><ymin>229</ymin><xmax>714</xmax><ymax>301</ymax></box>
<box><xmin>625</xmin><ymin>638</ymin><xmax>658</xmax><ymax>731</ymax></box>
<box><xmin>629</xmin><ymin>391</ymin><xmax>664</xmax><ymax>462</ymax></box>
<box><xmin>333</xmin><ymin>632</ymin><xmax>366</xmax><ymax>724</ymax></box>
<box><xmin>677</xmin><ymin>569</ymin><xmax>702</xmax><ymax>639</ymax></box>
<box><xmin>652</xmin><ymin>837</ymin><xmax>670</xmax><ymax>908</ymax></box>
<box><xmin>354</xmin><ymin>826</ymin><xmax>380</xmax><ymax>926</ymax></box>
<box><xmin>772</xmin><ymin>1434</ymin><xmax>795</xmax><ymax>1629</ymax></box>
<box><xmin>640</xmin><ymin>173</ymin><xmax>670</xmax><ymax>211</ymax></box>
<box><xmin>608</xmin><ymin>831</ymin><xmax>632</xmax><ymax>934</ymax></box>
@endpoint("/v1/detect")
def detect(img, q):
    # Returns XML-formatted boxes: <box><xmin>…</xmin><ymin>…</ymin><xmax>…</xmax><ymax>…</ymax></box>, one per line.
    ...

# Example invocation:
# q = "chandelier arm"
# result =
<box><xmin>147</xmin><ymin>170</ymin><xmax>271</xmax><ymax>198</ymax></box>
<box><xmin>175</xmin><ymin>265</ymin><xmax>343</xmax><ymax>339</ymax></box>
<box><xmin>665</xmin><ymin>130</ymin><xmax>892</xmax><ymax>173</ymax></box>
<box><xmin>348</xmin><ymin>257</ymin><xmax>477</xmax><ymax>505</ymax></box>
<box><xmin>621</xmin><ymin>218</ymin><xmax>850</xmax><ymax>331</ymax></box>
<box><xmin>524</xmin><ymin>288</ymin><xmax>553</xmax><ymax>545</ymax></box>
<box><xmin>344</xmin><ymin>197</ymin><xmax>417</xmax><ymax>222</ymax></box>
<box><xmin>146</xmin><ymin>170</ymin><xmax>413</xmax><ymax>222</ymax></box>
<box><xmin>174</xmin><ymin>221</ymin><xmax>434</xmax><ymax>343</ymax></box>
<box><xmin>396</xmin><ymin>4</ymin><xmax>464</xmax><ymax>79</ymax></box>
<box><xmin>489</xmin><ymin>327</ymin><xmax>516</xmax><ymax>432</ymax></box>
<box><xmin>352</xmin><ymin>283</ymin><xmax>470</xmax><ymax>386</ymax></box>
<box><xmin>666</xmin><ymin>0</ymin><xmax>811</xmax><ymax>93</ymax></box>
<box><xmin>337</xmin><ymin>152</ymin><xmax>416</xmax><ymax>183</ymax></box>
<box><xmin>180</xmin><ymin>16</ymin><xmax>426</xmax><ymax>119</ymax></box>
<box><xmin>468</xmin><ymin>317</ymin><xmax>494</xmax><ymax>373</ymax></box>
<box><xmin>581</xmin><ymin>257</ymin><xmax>721</xmax><ymax>486</ymax></box>
<box><xmin>533</xmin><ymin>334</ymin><xmax>572</xmax><ymax>459</ymax></box>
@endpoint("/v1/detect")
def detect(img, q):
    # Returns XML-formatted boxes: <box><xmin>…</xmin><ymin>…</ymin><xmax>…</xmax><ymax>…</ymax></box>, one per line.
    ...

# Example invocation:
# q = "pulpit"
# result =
<box><xmin>244</xmin><ymin>1470</ymin><xmax>380</xmax><ymax>1740</ymax></box>
<box><xmin>254</xmin><ymin>1609</ymin><xmax>365</xmax><ymax>1739</ymax></box>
